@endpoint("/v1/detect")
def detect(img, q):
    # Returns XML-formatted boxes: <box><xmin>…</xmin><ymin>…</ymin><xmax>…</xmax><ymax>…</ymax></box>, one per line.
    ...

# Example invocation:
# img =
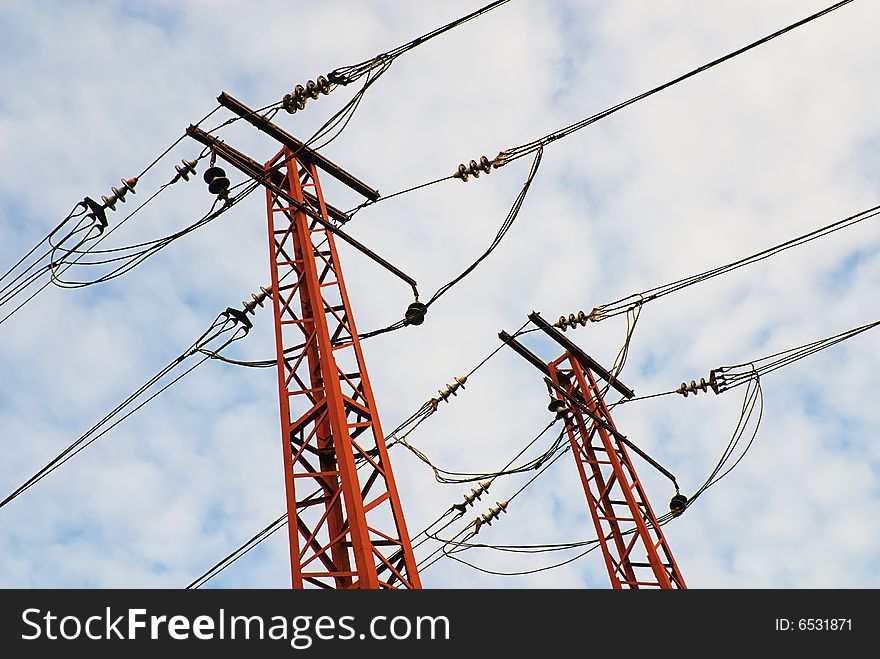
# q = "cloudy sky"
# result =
<box><xmin>1</xmin><ymin>0</ymin><xmax>879</xmax><ymax>590</ymax></box>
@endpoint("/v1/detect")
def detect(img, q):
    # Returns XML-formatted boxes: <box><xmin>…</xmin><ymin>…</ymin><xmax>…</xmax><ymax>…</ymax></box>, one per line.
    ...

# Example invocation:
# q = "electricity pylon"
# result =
<box><xmin>501</xmin><ymin>312</ymin><xmax>685</xmax><ymax>588</ymax></box>
<box><xmin>189</xmin><ymin>93</ymin><xmax>420</xmax><ymax>589</ymax></box>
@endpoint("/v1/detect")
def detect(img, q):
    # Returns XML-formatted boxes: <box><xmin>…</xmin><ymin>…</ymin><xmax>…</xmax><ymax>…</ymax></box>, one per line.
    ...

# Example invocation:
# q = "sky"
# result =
<box><xmin>1</xmin><ymin>0</ymin><xmax>879</xmax><ymax>590</ymax></box>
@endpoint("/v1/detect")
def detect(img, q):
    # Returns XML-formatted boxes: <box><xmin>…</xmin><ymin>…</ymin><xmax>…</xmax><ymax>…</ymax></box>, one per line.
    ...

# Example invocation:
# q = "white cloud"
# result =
<box><xmin>1</xmin><ymin>0</ymin><xmax>878</xmax><ymax>590</ymax></box>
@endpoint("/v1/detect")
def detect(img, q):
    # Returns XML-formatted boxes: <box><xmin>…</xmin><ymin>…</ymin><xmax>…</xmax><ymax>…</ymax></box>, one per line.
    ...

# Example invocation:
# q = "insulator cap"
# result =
<box><xmin>204</xmin><ymin>166</ymin><xmax>230</xmax><ymax>195</ymax></box>
<box><xmin>554</xmin><ymin>310</ymin><xmax>590</xmax><ymax>331</ymax></box>
<box><xmin>110</xmin><ymin>186</ymin><xmax>128</xmax><ymax>204</ymax></box>
<box><xmin>404</xmin><ymin>301</ymin><xmax>428</xmax><ymax>326</ymax></box>
<box><xmin>452</xmin><ymin>479</ymin><xmax>492</xmax><ymax>513</ymax></box>
<box><xmin>242</xmin><ymin>286</ymin><xmax>271</xmax><ymax>314</ymax></box>
<box><xmin>437</xmin><ymin>375</ymin><xmax>467</xmax><ymax>403</ymax></box>
<box><xmin>203</xmin><ymin>166</ymin><xmax>223</xmax><ymax>184</ymax></box>
<box><xmin>101</xmin><ymin>193</ymin><xmax>118</xmax><ymax>211</ymax></box>
<box><xmin>120</xmin><ymin>177</ymin><xmax>138</xmax><ymax>195</ymax></box>
<box><xmin>670</xmin><ymin>494</ymin><xmax>688</xmax><ymax>516</ymax></box>
<box><xmin>174</xmin><ymin>159</ymin><xmax>198</xmax><ymax>182</ymax></box>
<box><xmin>676</xmin><ymin>371</ymin><xmax>721</xmax><ymax>397</ymax></box>
<box><xmin>453</xmin><ymin>154</ymin><xmax>501</xmax><ymax>182</ymax></box>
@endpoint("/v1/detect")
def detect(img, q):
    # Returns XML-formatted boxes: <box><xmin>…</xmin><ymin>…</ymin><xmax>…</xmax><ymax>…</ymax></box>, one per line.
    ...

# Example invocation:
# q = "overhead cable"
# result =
<box><xmin>674</xmin><ymin>318</ymin><xmax>880</xmax><ymax>397</ymax></box>
<box><xmin>0</xmin><ymin>287</ymin><xmax>269</xmax><ymax>510</ymax></box>
<box><xmin>277</xmin><ymin>1</ymin><xmax>513</xmax><ymax>115</ymax></box>
<box><xmin>568</xmin><ymin>203</ymin><xmax>880</xmax><ymax>326</ymax></box>
<box><xmin>500</xmin><ymin>0</ymin><xmax>855</xmax><ymax>166</ymax></box>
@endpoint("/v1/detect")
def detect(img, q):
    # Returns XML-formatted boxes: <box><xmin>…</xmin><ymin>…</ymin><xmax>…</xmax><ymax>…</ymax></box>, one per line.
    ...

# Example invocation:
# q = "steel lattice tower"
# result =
<box><xmin>501</xmin><ymin>312</ymin><xmax>685</xmax><ymax>589</ymax></box>
<box><xmin>188</xmin><ymin>92</ymin><xmax>422</xmax><ymax>589</ymax></box>
<box><xmin>264</xmin><ymin>147</ymin><xmax>421</xmax><ymax>589</ymax></box>
<box><xmin>547</xmin><ymin>354</ymin><xmax>685</xmax><ymax>589</ymax></box>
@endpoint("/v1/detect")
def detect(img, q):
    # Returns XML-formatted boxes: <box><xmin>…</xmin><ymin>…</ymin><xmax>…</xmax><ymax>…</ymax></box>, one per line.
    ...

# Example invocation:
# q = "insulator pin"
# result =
<box><xmin>283</xmin><ymin>76</ymin><xmax>331</xmax><ymax>114</ymax></box>
<box><xmin>676</xmin><ymin>370</ymin><xmax>722</xmax><ymax>397</ymax></box>
<box><xmin>242</xmin><ymin>285</ymin><xmax>272</xmax><ymax>315</ymax></box>
<box><xmin>472</xmin><ymin>500</ymin><xmax>509</xmax><ymax>535</ymax></box>
<box><xmin>437</xmin><ymin>376</ymin><xmax>467</xmax><ymax>403</ymax></box>
<box><xmin>453</xmin><ymin>152</ymin><xmax>507</xmax><ymax>182</ymax></box>
<box><xmin>451</xmin><ymin>480</ymin><xmax>491</xmax><ymax>514</ymax></box>
<box><xmin>100</xmin><ymin>177</ymin><xmax>138</xmax><ymax>211</ymax></box>
<box><xmin>171</xmin><ymin>159</ymin><xmax>199</xmax><ymax>184</ymax></box>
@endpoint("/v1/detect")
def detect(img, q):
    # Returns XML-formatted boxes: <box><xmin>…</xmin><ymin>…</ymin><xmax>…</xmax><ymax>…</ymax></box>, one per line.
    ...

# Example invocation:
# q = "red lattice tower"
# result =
<box><xmin>264</xmin><ymin>147</ymin><xmax>420</xmax><ymax>589</ymax></box>
<box><xmin>501</xmin><ymin>312</ymin><xmax>685</xmax><ymax>589</ymax></box>
<box><xmin>547</xmin><ymin>354</ymin><xmax>685</xmax><ymax>589</ymax></box>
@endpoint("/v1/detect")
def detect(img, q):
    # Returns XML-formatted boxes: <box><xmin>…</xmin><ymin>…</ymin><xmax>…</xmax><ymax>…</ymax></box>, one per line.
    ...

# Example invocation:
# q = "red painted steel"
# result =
<box><xmin>265</xmin><ymin>147</ymin><xmax>420</xmax><ymax>589</ymax></box>
<box><xmin>547</xmin><ymin>353</ymin><xmax>686</xmax><ymax>589</ymax></box>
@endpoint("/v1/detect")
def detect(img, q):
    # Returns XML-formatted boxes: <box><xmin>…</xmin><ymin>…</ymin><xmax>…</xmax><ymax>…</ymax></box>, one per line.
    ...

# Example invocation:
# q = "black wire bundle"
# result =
<box><xmin>328</xmin><ymin>1</ymin><xmax>512</xmax><ymax>87</ymax></box>
<box><xmin>0</xmin><ymin>106</ymin><xmax>227</xmax><ymax>329</ymax></box>
<box><xmin>715</xmin><ymin>320</ymin><xmax>880</xmax><ymax>392</ymax></box>
<box><xmin>49</xmin><ymin>179</ymin><xmax>260</xmax><ymax>289</ymax></box>
<box><xmin>396</xmin><ymin>418</ymin><xmax>564</xmax><ymax>485</ymax></box>
<box><xmin>590</xmin><ymin>203</ymin><xmax>880</xmax><ymax>323</ymax></box>
<box><xmin>426</xmin><ymin>148</ymin><xmax>543</xmax><ymax>307</ymax></box>
<box><xmin>0</xmin><ymin>310</ymin><xmax>253</xmax><ymax>510</ymax></box>
<box><xmin>419</xmin><ymin>423</ymin><xmax>580</xmax><ymax>575</ymax></box>
<box><xmin>207</xmin><ymin>1</ymin><xmax>513</xmax><ymax>198</ymax></box>
<box><xmin>684</xmin><ymin>377</ymin><xmax>764</xmax><ymax>511</ymax></box>
<box><xmin>359</xmin><ymin>147</ymin><xmax>543</xmax><ymax>340</ymax></box>
<box><xmin>0</xmin><ymin>201</ymin><xmax>100</xmax><ymax>319</ymax></box>
<box><xmin>500</xmin><ymin>0</ymin><xmax>855</xmax><ymax>167</ymax></box>
<box><xmin>428</xmin><ymin>378</ymin><xmax>764</xmax><ymax>578</ymax></box>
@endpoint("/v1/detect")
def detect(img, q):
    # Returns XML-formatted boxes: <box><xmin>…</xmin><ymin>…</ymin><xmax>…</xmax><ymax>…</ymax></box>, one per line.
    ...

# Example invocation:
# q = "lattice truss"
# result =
<box><xmin>548</xmin><ymin>355</ymin><xmax>685</xmax><ymax>589</ymax></box>
<box><xmin>264</xmin><ymin>148</ymin><xmax>420</xmax><ymax>589</ymax></box>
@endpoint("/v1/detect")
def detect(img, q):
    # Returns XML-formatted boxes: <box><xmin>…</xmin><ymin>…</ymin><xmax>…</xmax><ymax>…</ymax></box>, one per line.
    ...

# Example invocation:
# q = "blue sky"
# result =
<box><xmin>1</xmin><ymin>0</ymin><xmax>879</xmax><ymax>589</ymax></box>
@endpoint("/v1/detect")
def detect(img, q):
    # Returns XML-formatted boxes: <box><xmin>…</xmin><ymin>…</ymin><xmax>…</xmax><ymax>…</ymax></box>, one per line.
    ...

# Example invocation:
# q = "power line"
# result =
<box><xmin>331</xmin><ymin>2</ymin><xmax>860</xmax><ymax>340</ymax></box>
<box><xmin>50</xmin><ymin>180</ymin><xmax>259</xmax><ymax>288</ymax></box>
<box><xmin>0</xmin><ymin>292</ymin><xmax>268</xmax><ymax>510</ymax></box>
<box><xmin>426</xmin><ymin>148</ymin><xmax>542</xmax><ymax>308</ymax></box>
<box><xmin>186</xmin><ymin>325</ymin><xmax>536</xmax><ymax>587</ymax></box>
<box><xmin>576</xmin><ymin>203</ymin><xmax>880</xmax><ymax>324</ymax></box>
<box><xmin>418</xmin><ymin>426</ymin><xmax>576</xmax><ymax>573</ymax></box>
<box><xmin>203</xmin><ymin>1</ymin><xmax>513</xmax><ymax>209</ymax></box>
<box><xmin>274</xmin><ymin>1</ymin><xmax>513</xmax><ymax>116</ymax></box>
<box><xmin>0</xmin><ymin>118</ymin><xmax>225</xmax><ymax>328</ymax></box>
<box><xmin>185</xmin><ymin>402</ymin><xmax>443</xmax><ymax>589</ymax></box>
<box><xmin>0</xmin><ymin>177</ymin><xmax>253</xmax><ymax>329</ymax></box>
<box><xmin>715</xmin><ymin>319</ymin><xmax>880</xmax><ymax>392</ymax></box>
<box><xmin>500</xmin><ymin>0</ymin><xmax>855</xmax><ymax>166</ymax></box>
<box><xmin>396</xmin><ymin>417</ymin><xmax>563</xmax><ymax>485</ymax></box>
<box><xmin>428</xmin><ymin>380</ymin><xmax>763</xmax><ymax>578</ymax></box>
<box><xmin>358</xmin><ymin>148</ymin><xmax>543</xmax><ymax>339</ymax></box>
